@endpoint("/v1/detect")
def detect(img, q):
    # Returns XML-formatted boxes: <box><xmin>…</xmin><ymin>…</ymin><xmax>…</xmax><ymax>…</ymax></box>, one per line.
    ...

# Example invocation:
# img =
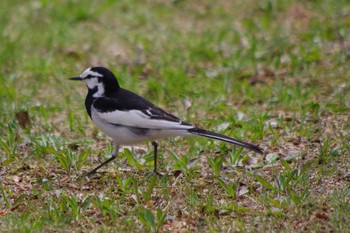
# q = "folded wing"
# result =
<box><xmin>92</xmin><ymin>97</ymin><xmax>194</xmax><ymax>130</ymax></box>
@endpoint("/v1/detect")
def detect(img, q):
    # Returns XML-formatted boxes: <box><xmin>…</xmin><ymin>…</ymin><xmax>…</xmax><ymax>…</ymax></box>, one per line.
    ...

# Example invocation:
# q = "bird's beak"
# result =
<box><xmin>69</xmin><ymin>76</ymin><xmax>82</xmax><ymax>81</ymax></box>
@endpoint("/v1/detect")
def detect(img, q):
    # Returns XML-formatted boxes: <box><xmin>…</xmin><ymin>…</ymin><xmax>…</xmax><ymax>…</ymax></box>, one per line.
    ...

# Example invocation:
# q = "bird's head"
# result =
<box><xmin>69</xmin><ymin>67</ymin><xmax>120</xmax><ymax>97</ymax></box>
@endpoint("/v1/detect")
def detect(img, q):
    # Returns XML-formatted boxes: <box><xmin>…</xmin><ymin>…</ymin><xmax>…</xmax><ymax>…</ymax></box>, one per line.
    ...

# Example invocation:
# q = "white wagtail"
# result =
<box><xmin>69</xmin><ymin>67</ymin><xmax>263</xmax><ymax>176</ymax></box>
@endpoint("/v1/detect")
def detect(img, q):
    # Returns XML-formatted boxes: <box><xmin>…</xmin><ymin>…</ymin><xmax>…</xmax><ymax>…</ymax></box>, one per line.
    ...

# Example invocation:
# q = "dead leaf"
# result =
<box><xmin>238</xmin><ymin>186</ymin><xmax>249</xmax><ymax>196</ymax></box>
<box><xmin>11</xmin><ymin>175</ymin><xmax>21</xmax><ymax>183</ymax></box>
<box><xmin>15</xmin><ymin>111</ymin><xmax>31</xmax><ymax>128</ymax></box>
<box><xmin>66</xmin><ymin>49</ymin><xmax>82</xmax><ymax>59</ymax></box>
<box><xmin>315</xmin><ymin>211</ymin><xmax>329</xmax><ymax>220</ymax></box>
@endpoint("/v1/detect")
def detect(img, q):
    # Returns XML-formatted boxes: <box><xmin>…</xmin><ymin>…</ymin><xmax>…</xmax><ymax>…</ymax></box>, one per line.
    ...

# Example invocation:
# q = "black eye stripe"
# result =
<box><xmin>83</xmin><ymin>74</ymin><xmax>98</xmax><ymax>80</ymax></box>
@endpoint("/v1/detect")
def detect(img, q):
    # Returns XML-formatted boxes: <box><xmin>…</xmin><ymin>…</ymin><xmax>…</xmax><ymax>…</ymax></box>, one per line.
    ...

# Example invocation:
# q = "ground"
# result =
<box><xmin>0</xmin><ymin>0</ymin><xmax>349</xmax><ymax>232</ymax></box>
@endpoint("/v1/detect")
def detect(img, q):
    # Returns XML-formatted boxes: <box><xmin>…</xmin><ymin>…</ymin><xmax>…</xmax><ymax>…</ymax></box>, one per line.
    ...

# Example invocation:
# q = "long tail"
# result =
<box><xmin>188</xmin><ymin>128</ymin><xmax>263</xmax><ymax>154</ymax></box>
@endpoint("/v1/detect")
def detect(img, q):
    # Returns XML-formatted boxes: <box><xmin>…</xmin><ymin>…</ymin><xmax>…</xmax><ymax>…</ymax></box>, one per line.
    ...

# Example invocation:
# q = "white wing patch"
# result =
<box><xmin>146</xmin><ymin>109</ymin><xmax>152</xmax><ymax>116</ymax></box>
<box><xmin>92</xmin><ymin>107</ymin><xmax>194</xmax><ymax>130</ymax></box>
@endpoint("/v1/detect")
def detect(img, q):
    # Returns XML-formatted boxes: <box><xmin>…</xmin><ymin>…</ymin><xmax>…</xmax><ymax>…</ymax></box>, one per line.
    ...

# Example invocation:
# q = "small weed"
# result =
<box><xmin>54</xmin><ymin>150</ymin><xmax>89</xmax><ymax>175</ymax></box>
<box><xmin>94</xmin><ymin>196</ymin><xmax>119</xmax><ymax>221</ymax></box>
<box><xmin>122</xmin><ymin>148</ymin><xmax>142</xmax><ymax>171</ymax></box>
<box><xmin>255</xmin><ymin>161</ymin><xmax>312</xmax><ymax>205</ymax></box>
<box><xmin>137</xmin><ymin>207</ymin><xmax>167</xmax><ymax>233</ymax></box>
<box><xmin>207</xmin><ymin>156</ymin><xmax>222</xmax><ymax>177</ymax></box>
<box><xmin>228</xmin><ymin>147</ymin><xmax>244</xmax><ymax>166</ymax></box>
<box><xmin>217</xmin><ymin>177</ymin><xmax>237</xmax><ymax>199</ymax></box>
<box><xmin>116</xmin><ymin>176</ymin><xmax>135</xmax><ymax>194</ymax></box>
<box><xmin>169</xmin><ymin>150</ymin><xmax>189</xmax><ymax>172</ymax></box>
<box><xmin>0</xmin><ymin>121</ymin><xmax>18</xmax><ymax>163</ymax></box>
<box><xmin>318</xmin><ymin>139</ymin><xmax>340</xmax><ymax>164</ymax></box>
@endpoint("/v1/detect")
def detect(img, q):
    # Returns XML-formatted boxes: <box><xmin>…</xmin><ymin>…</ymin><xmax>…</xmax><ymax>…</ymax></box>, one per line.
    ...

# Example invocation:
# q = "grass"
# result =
<box><xmin>0</xmin><ymin>0</ymin><xmax>349</xmax><ymax>232</ymax></box>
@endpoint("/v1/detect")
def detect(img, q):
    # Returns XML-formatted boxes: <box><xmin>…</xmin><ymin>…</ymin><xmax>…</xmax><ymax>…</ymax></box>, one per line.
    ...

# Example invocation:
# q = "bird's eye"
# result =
<box><xmin>82</xmin><ymin>75</ymin><xmax>94</xmax><ymax>80</ymax></box>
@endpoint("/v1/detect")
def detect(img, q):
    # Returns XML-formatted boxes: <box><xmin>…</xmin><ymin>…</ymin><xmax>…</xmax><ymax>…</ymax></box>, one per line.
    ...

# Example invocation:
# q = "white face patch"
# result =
<box><xmin>80</xmin><ymin>68</ymin><xmax>103</xmax><ymax>79</ymax></box>
<box><xmin>84</xmin><ymin>78</ymin><xmax>105</xmax><ymax>97</ymax></box>
<box><xmin>79</xmin><ymin>68</ymin><xmax>105</xmax><ymax>97</ymax></box>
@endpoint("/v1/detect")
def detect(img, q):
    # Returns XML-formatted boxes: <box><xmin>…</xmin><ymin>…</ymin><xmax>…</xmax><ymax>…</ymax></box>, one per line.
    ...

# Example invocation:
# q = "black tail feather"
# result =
<box><xmin>188</xmin><ymin>128</ymin><xmax>263</xmax><ymax>154</ymax></box>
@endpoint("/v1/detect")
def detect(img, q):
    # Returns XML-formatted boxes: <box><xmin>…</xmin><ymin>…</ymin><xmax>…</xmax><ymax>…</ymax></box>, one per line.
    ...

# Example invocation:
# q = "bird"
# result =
<box><xmin>69</xmin><ymin>67</ymin><xmax>263</xmax><ymax>176</ymax></box>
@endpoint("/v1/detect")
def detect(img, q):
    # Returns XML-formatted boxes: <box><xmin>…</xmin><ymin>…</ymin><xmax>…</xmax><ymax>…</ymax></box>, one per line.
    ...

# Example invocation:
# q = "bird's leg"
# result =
<box><xmin>84</xmin><ymin>145</ymin><xmax>120</xmax><ymax>177</ymax></box>
<box><xmin>152</xmin><ymin>141</ymin><xmax>158</xmax><ymax>174</ymax></box>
